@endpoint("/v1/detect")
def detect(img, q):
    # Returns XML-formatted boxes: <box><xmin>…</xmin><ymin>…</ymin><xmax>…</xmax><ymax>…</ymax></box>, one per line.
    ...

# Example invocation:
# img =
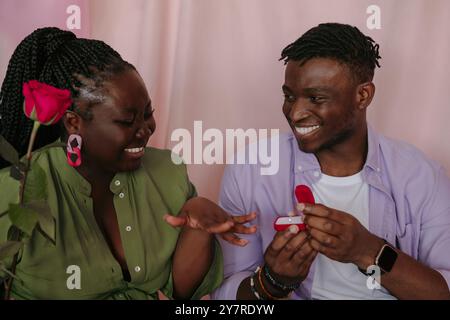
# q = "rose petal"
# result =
<box><xmin>22</xmin><ymin>80</ymin><xmax>72</xmax><ymax>125</ymax></box>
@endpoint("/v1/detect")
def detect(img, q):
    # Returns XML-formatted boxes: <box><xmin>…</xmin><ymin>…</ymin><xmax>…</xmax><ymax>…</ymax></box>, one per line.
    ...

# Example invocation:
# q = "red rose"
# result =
<box><xmin>22</xmin><ymin>80</ymin><xmax>72</xmax><ymax>125</ymax></box>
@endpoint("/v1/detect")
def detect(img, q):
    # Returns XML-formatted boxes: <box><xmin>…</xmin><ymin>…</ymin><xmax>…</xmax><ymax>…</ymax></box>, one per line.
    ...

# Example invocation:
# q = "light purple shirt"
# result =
<box><xmin>211</xmin><ymin>125</ymin><xmax>450</xmax><ymax>299</ymax></box>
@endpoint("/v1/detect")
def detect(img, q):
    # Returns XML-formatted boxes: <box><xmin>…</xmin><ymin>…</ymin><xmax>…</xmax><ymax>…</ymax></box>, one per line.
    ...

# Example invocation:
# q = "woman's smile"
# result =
<box><xmin>124</xmin><ymin>146</ymin><xmax>145</xmax><ymax>159</ymax></box>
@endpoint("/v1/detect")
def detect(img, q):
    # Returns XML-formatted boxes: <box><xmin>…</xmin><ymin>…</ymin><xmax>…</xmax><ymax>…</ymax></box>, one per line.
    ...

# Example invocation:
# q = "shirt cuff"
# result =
<box><xmin>210</xmin><ymin>270</ymin><xmax>253</xmax><ymax>300</ymax></box>
<box><xmin>437</xmin><ymin>268</ymin><xmax>450</xmax><ymax>292</ymax></box>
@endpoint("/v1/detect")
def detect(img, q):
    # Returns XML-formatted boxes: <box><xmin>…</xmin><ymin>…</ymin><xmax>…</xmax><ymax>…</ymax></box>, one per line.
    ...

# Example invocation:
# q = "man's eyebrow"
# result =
<box><xmin>282</xmin><ymin>85</ymin><xmax>333</xmax><ymax>94</ymax></box>
<box><xmin>282</xmin><ymin>85</ymin><xmax>292</xmax><ymax>92</ymax></box>
<box><xmin>303</xmin><ymin>86</ymin><xmax>333</xmax><ymax>94</ymax></box>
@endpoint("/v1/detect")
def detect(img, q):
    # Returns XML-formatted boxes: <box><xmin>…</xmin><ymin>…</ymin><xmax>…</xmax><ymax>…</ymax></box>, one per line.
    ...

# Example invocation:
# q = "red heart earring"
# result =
<box><xmin>67</xmin><ymin>134</ymin><xmax>82</xmax><ymax>167</ymax></box>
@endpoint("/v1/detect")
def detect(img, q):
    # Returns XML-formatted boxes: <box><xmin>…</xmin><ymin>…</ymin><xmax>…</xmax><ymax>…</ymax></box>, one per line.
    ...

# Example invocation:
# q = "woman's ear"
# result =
<box><xmin>62</xmin><ymin>111</ymin><xmax>82</xmax><ymax>135</ymax></box>
<box><xmin>356</xmin><ymin>82</ymin><xmax>375</xmax><ymax>110</ymax></box>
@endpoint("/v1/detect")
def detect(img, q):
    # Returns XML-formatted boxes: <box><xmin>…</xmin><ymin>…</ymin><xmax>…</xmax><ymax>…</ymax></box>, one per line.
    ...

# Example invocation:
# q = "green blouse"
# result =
<box><xmin>0</xmin><ymin>144</ymin><xmax>223</xmax><ymax>299</ymax></box>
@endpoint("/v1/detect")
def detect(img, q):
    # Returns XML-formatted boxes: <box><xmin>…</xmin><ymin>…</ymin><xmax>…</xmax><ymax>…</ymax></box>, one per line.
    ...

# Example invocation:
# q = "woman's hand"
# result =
<box><xmin>164</xmin><ymin>196</ymin><xmax>257</xmax><ymax>246</ymax></box>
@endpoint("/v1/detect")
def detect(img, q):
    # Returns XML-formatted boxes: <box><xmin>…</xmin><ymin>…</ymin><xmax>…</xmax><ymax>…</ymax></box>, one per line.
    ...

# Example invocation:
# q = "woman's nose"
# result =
<box><xmin>135</xmin><ymin>122</ymin><xmax>149</xmax><ymax>139</ymax></box>
<box><xmin>135</xmin><ymin>118</ymin><xmax>155</xmax><ymax>139</ymax></box>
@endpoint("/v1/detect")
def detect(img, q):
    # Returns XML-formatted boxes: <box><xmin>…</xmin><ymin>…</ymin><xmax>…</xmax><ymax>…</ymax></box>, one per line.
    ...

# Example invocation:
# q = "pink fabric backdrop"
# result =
<box><xmin>1</xmin><ymin>0</ymin><xmax>449</xmax><ymax>201</ymax></box>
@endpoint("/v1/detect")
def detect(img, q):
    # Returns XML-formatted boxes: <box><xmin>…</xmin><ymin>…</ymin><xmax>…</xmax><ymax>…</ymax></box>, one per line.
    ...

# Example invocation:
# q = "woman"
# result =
<box><xmin>0</xmin><ymin>27</ymin><xmax>255</xmax><ymax>299</ymax></box>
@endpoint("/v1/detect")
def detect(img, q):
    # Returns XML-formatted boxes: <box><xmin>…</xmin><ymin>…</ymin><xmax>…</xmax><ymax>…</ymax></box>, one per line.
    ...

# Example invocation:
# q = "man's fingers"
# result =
<box><xmin>291</xmin><ymin>241</ymin><xmax>314</xmax><ymax>263</ymax></box>
<box><xmin>277</xmin><ymin>231</ymin><xmax>308</xmax><ymax>261</ymax></box>
<box><xmin>268</xmin><ymin>225</ymin><xmax>300</xmax><ymax>252</ymax></box>
<box><xmin>221</xmin><ymin>232</ymin><xmax>249</xmax><ymax>246</ymax></box>
<box><xmin>163</xmin><ymin>214</ymin><xmax>187</xmax><ymax>227</ymax></box>
<box><xmin>299</xmin><ymin>250</ymin><xmax>318</xmax><ymax>274</ymax></box>
<box><xmin>304</xmin><ymin>215</ymin><xmax>342</xmax><ymax>236</ymax></box>
<box><xmin>308</xmin><ymin>227</ymin><xmax>339</xmax><ymax>248</ymax></box>
<box><xmin>300</xmin><ymin>203</ymin><xmax>343</xmax><ymax>223</ymax></box>
<box><xmin>309</xmin><ymin>238</ymin><xmax>331</xmax><ymax>257</ymax></box>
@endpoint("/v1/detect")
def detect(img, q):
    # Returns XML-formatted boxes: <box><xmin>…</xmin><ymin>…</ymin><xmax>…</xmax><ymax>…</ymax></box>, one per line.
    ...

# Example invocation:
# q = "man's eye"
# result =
<box><xmin>309</xmin><ymin>96</ymin><xmax>324</xmax><ymax>104</ymax></box>
<box><xmin>283</xmin><ymin>94</ymin><xmax>295</xmax><ymax>103</ymax></box>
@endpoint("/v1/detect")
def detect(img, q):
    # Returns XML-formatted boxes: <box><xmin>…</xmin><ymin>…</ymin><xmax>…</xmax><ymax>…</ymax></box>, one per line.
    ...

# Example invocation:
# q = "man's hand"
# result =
<box><xmin>164</xmin><ymin>196</ymin><xmax>257</xmax><ymax>246</ymax></box>
<box><xmin>301</xmin><ymin>202</ymin><xmax>384</xmax><ymax>269</ymax></box>
<box><xmin>264</xmin><ymin>225</ymin><xmax>317</xmax><ymax>285</ymax></box>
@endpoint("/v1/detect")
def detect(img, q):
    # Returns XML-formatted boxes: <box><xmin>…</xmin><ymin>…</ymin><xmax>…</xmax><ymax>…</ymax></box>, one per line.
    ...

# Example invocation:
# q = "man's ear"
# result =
<box><xmin>62</xmin><ymin>111</ymin><xmax>82</xmax><ymax>135</ymax></box>
<box><xmin>356</xmin><ymin>82</ymin><xmax>375</xmax><ymax>110</ymax></box>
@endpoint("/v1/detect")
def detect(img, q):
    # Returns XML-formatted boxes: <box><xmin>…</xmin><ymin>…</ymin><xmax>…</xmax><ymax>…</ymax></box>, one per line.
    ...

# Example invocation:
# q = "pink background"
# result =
<box><xmin>1</xmin><ymin>0</ymin><xmax>449</xmax><ymax>201</ymax></box>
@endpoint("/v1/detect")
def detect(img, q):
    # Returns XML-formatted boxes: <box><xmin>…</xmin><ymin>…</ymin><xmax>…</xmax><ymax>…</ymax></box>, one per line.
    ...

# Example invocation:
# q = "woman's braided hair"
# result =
<box><xmin>0</xmin><ymin>27</ymin><xmax>134</xmax><ymax>169</ymax></box>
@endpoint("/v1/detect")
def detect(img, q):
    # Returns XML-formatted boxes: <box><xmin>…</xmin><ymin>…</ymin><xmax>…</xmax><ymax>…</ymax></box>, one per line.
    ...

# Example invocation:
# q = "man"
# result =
<box><xmin>211</xmin><ymin>23</ymin><xmax>450</xmax><ymax>300</ymax></box>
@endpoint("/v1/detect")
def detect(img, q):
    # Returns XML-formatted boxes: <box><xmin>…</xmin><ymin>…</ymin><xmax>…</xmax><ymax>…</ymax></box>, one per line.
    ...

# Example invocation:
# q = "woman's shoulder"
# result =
<box><xmin>0</xmin><ymin>142</ymin><xmax>63</xmax><ymax>216</ymax></box>
<box><xmin>141</xmin><ymin>147</ymin><xmax>187</xmax><ymax>172</ymax></box>
<box><xmin>139</xmin><ymin>147</ymin><xmax>195</xmax><ymax>198</ymax></box>
<box><xmin>0</xmin><ymin>166</ymin><xmax>21</xmax><ymax>216</ymax></box>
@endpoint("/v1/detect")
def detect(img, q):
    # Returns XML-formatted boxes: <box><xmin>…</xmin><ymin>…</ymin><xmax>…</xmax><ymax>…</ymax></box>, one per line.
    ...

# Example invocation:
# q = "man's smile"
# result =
<box><xmin>294</xmin><ymin>125</ymin><xmax>321</xmax><ymax>137</ymax></box>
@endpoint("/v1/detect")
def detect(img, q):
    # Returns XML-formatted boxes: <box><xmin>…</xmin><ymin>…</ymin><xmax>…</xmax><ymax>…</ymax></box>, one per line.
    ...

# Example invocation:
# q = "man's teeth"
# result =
<box><xmin>124</xmin><ymin>147</ymin><xmax>144</xmax><ymax>153</ymax></box>
<box><xmin>295</xmin><ymin>125</ymin><xmax>320</xmax><ymax>135</ymax></box>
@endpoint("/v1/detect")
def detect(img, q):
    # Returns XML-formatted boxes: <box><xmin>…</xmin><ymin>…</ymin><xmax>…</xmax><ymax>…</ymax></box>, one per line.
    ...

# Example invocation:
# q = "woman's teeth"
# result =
<box><xmin>125</xmin><ymin>147</ymin><xmax>144</xmax><ymax>153</ymax></box>
<box><xmin>295</xmin><ymin>125</ymin><xmax>320</xmax><ymax>135</ymax></box>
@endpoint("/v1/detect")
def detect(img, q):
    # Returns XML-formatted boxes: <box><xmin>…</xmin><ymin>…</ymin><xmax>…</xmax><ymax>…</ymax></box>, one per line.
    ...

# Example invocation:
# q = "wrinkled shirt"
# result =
<box><xmin>0</xmin><ymin>144</ymin><xmax>223</xmax><ymax>299</ymax></box>
<box><xmin>212</xmin><ymin>125</ymin><xmax>450</xmax><ymax>299</ymax></box>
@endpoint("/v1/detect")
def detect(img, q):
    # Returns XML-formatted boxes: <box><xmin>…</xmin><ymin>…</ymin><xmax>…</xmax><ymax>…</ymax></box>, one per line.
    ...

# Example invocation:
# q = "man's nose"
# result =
<box><xmin>289</xmin><ymin>99</ymin><xmax>310</xmax><ymax>122</ymax></box>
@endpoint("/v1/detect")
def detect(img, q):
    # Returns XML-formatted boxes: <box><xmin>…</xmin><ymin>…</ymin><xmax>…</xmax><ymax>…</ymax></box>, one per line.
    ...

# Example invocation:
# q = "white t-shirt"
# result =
<box><xmin>310</xmin><ymin>171</ymin><xmax>396</xmax><ymax>300</ymax></box>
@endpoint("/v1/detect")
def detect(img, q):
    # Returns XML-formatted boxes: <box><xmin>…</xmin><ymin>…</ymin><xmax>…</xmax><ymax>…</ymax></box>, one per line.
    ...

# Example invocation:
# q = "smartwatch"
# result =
<box><xmin>375</xmin><ymin>242</ymin><xmax>398</xmax><ymax>274</ymax></box>
<box><xmin>359</xmin><ymin>240</ymin><xmax>398</xmax><ymax>275</ymax></box>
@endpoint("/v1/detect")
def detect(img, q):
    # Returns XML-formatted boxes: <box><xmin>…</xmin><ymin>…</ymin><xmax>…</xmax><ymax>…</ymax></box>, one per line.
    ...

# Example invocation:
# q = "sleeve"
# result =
<box><xmin>418</xmin><ymin>166</ymin><xmax>450</xmax><ymax>290</ymax></box>
<box><xmin>175</xmin><ymin>152</ymin><xmax>198</xmax><ymax>200</ymax></box>
<box><xmin>0</xmin><ymin>167</ymin><xmax>20</xmax><ymax>217</ymax></box>
<box><xmin>184</xmin><ymin>164</ymin><xmax>222</xmax><ymax>299</ymax></box>
<box><xmin>187</xmin><ymin>177</ymin><xmax>198</xmax><ymax>200</ymax></box>
<box><xmin>210</xmin><ymin>164</ymin><xmax>264</xmax><ymax>300</ymax></box>
<box><xmin>160</xmin><ymin>230</ymin><xmax>224</xmax><ymax>300</ymax></box>
<box><xmin>0</xmin><ymin>167</ymin><xmax>20</xmax><ymax>279</ymax></box>
<box><xmin>160</xmin><ymin>156</ymin><xmax>223</xmax><ymax>300</ymax></box>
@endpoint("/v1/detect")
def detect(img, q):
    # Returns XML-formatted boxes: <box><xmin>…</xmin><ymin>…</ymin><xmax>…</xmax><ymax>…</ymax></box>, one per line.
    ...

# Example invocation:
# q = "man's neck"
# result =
<box><xmin>314</xmin><ymin>126</ymin><xmax>368</xmax><ymax>177</ymax></box>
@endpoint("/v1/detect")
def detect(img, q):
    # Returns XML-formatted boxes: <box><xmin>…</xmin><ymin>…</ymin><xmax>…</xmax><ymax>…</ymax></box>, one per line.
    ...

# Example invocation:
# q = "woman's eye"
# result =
<box><xmin>118</xmin><ymin>120</ymin><xmax>134</xmax><ymax>127</ymax></box>
<box><xmin>144</xmin><ymin>108</ymin><xmax>155</xmax><ymax>120</ymax></box>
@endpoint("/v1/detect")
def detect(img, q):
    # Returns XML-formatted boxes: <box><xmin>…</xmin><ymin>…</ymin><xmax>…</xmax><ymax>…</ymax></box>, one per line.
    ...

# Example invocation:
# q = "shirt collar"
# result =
<box><xmin>290</xmin><ymin>134</ymin><xmax>321</xmax><ymax>173</ymax></box>
<box><xmin>291</xmin><ymin>123</ymin><xmax>382</xmax><ymax>176</ymax></box>
<box><xmin>364</xmin><ymin>124</ymin><xmax>382</xmax><ymax>174</ymax></box>
<box><xmin>51</xmin><ymin>146</ymin><xmax>92</xmax><ymax>196</ymax></box>
<box><xmin>53</xmin><ymin>144</ymin><xmax>127</xmax><ymax>196</ymax></box>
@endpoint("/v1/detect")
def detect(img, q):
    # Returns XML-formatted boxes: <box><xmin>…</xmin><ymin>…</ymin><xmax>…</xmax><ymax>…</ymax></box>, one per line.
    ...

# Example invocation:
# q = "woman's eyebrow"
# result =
<box><xmin>123</xmin><ymin>101</ymin><xmax>151</xmax><ymax>112</ymax></box>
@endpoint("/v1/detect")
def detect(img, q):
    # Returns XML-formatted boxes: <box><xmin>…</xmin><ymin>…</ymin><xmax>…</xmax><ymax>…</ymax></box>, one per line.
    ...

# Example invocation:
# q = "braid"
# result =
<box><xmin>280</xmin><ymin>23</ymin><xmax>381</xmax><ymax>83</ymax></box>
<box><xmin>0</xmin><ymin>27</ymin><xmax>135</xmax><ymax>169</ymax></box>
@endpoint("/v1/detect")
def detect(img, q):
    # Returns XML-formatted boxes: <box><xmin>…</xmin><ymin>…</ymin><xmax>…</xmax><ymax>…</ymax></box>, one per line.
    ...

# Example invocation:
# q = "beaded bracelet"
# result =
<box><xmin>257</xmin><ymin>266</ymin><xmax>289</xmax><ymax>300</ymax></box>
<box><xmin>263</xmin><ymin>264</ymin><xmax>300</xmax><ymax>292</ymax></box>
<box><xmin>249</xmin><ymin>273</ymin><xmax>262</xmax><ymax>300</ymax></box>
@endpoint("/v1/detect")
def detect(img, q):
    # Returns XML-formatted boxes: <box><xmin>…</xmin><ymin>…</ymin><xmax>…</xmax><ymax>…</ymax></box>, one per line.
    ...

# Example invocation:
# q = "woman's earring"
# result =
<box><xmin>67</xmin><ymin>134</ymin><xmax>82</xmax><ymax>167</ymax></box>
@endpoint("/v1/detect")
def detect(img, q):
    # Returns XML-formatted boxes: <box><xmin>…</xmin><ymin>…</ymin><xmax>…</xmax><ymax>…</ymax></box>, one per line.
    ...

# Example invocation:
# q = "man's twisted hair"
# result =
<box><xmin>280</xmin><ymin>23</ymin><xmax>381</xmax><ymax>83</ymax></box>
